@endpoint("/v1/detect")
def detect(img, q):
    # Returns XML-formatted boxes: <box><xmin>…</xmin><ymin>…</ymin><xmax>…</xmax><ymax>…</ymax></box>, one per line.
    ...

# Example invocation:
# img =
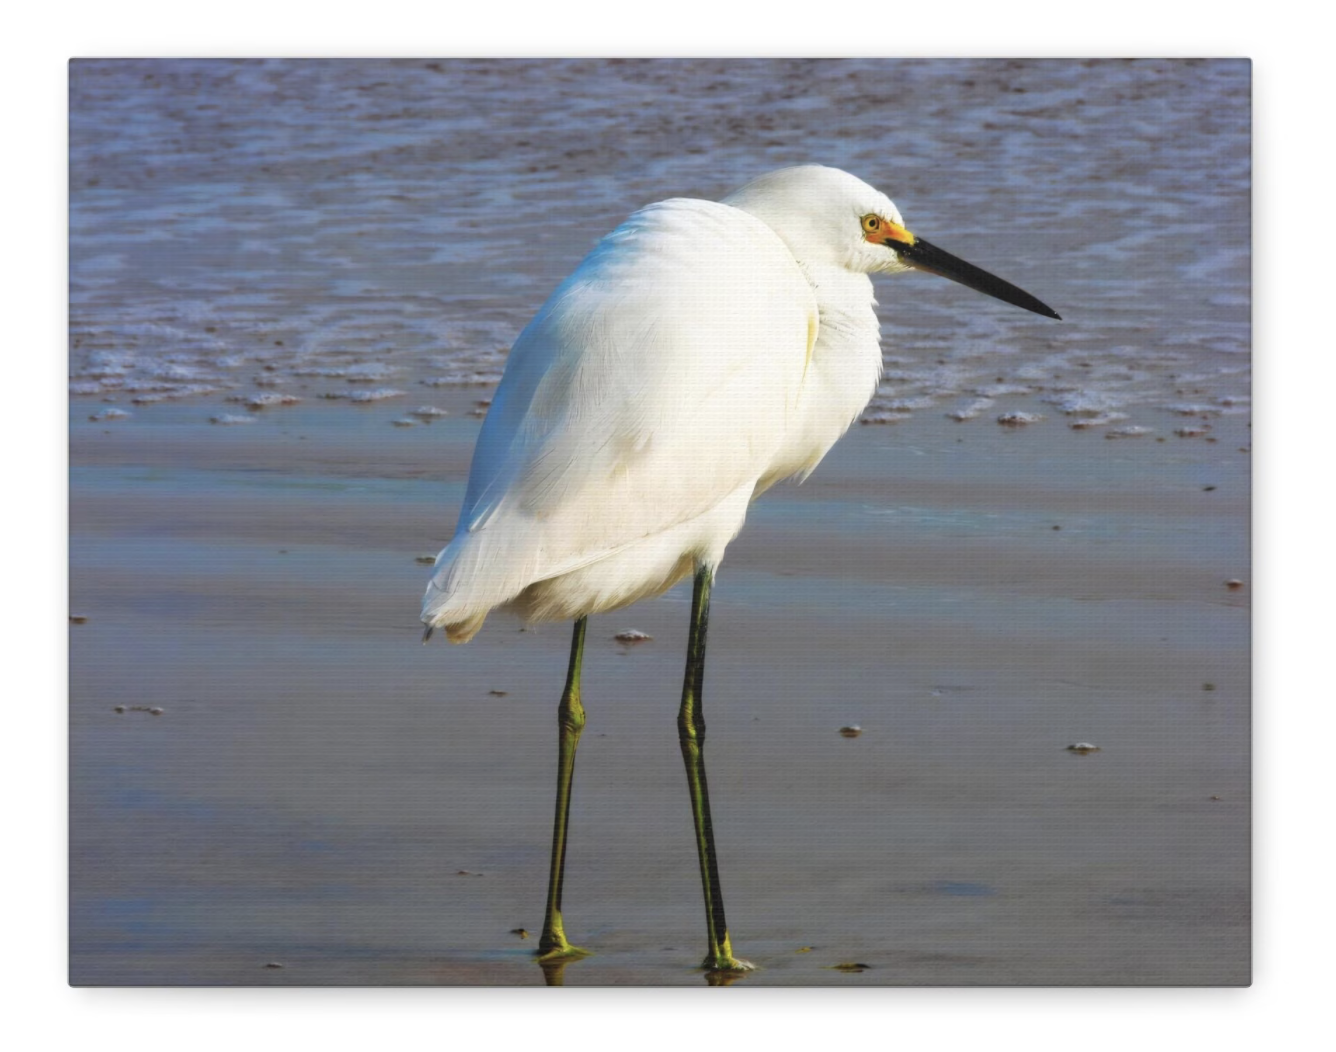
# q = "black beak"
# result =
<box><xmin>893</xmin><ymin>236</ymin><xmax>1061</xmax><ymax>320</ymax></box>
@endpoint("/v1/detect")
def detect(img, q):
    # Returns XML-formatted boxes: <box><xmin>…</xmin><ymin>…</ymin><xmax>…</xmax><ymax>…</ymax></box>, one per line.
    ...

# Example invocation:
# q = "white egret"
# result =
<box><xmin>422</xmin><ymin>165</ymin><xmax>1058</xmax><ymax>973</ymax></box>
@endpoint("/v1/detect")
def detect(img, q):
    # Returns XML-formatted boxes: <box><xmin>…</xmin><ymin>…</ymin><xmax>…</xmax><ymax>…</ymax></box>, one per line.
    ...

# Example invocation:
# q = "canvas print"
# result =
<box><xmin>69</xmin><ymin>59</ymin><xmax>1250</xmax><ymax>986</ymax></box>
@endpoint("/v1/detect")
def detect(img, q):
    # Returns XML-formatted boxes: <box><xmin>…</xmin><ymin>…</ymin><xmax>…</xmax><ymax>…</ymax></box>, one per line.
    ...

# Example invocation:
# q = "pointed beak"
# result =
<box><xmin>877</xmin><ymin>223</ymin><xmax>1061</xmax><ymax>320</ymax></box>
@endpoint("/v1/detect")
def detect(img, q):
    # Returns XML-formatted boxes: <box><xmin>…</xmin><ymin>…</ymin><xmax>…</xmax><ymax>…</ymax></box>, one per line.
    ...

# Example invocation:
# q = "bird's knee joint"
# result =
<box><xmin>558</xmin><ymin>699</ymin><xmax>586</xmax><ymax>734</ymax></box>
<box><xmin>677</xmin><ymin>713</ymin><xmax>705</xmax><ymax>745</ymax></box>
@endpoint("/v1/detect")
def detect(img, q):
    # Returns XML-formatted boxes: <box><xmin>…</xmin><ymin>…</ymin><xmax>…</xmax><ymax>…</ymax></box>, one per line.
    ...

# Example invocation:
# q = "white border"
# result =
<box><xmin>13</xmin><ymin>3</ymin><xmax>1323</xmax><ymax>1048</ymax></box>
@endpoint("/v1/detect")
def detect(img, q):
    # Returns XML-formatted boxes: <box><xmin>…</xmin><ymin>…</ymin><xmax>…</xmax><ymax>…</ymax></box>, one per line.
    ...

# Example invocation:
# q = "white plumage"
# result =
<box><xmin>422</xmin><ymin>165</ymin><xmax>909</xmax><ymax>641</ymax></box>
<box><xmin>417</xmin><ymin>164</ymin><xmax>1058</xmax><ymax>971</ymax></box>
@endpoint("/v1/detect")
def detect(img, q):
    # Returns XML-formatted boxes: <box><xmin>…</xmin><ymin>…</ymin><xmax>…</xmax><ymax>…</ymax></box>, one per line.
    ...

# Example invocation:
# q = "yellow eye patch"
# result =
<box><xmin>861</xmin><ymin>213</ymin><xmax>915</xmax><ymax>246</ymax></box>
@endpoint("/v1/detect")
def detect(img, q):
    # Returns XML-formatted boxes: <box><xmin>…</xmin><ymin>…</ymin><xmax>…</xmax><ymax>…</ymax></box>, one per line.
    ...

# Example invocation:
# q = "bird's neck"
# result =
<box><xmin>800</xmin><ymin>264</ymin><xmax>880</xmax><ymax>347</ymax></box>
<box><xmin>756</xmin><ymin>263</ymin><xmax>883</xmax><ymax>490</ymax></box>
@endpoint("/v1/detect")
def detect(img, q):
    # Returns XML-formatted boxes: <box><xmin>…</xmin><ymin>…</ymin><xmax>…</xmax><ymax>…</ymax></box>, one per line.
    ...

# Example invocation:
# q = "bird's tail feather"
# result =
<box><xmin>420</xmin><ymin>525</ymin><xmax>540</xmax><ymax>644</ymax></box>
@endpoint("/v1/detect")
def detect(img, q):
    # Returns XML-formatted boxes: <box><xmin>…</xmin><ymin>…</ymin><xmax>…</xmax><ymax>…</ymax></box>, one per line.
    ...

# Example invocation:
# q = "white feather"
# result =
<box><xmin>423</xmin><ymin>166</ymin><xmax>894</xmax><ymax>641</ymax></box>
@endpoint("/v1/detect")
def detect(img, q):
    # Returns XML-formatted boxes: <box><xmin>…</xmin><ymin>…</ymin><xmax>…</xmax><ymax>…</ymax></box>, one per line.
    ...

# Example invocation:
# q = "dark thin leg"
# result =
<box><xmin>677</xmin><ymin>565</ymin><xmax>752</xmax><ymax>972</ymax></box>
<box><xmin>537</xmin><ymin>616</ymin><xmax>591</xmax><ymax>961</ymax></box>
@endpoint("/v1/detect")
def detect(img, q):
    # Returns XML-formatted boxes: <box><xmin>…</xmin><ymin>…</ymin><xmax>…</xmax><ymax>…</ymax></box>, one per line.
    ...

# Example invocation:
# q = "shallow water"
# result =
<box><xmin>68</xmin><ymin>59</ymin><xmax>1250</xmax><ymax>986</ymax></box>
<box><xmin>69</xmin><ymin>400</ymin><xmax>1249</xmax><ymax>986</ymax></box>
<box><xmin>70</xmin><ymin>59</ymin><xmax>1249</xmax><ymax>436</ymax></box>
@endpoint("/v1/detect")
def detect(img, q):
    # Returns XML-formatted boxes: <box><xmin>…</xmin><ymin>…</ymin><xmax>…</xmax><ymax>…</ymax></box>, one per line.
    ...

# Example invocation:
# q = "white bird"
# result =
<box><xmin>421</xmin><ymin>165</ymin><xmax>1058</xmax><ymax>975</ymax></box>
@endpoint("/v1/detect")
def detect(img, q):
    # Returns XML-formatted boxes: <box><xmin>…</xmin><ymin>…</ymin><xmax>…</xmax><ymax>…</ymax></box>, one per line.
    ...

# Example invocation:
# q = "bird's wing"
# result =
<box><xmin>434</xmin><ymin>198</ymin><xmax>817</xmax><ymax>604</ymax></box>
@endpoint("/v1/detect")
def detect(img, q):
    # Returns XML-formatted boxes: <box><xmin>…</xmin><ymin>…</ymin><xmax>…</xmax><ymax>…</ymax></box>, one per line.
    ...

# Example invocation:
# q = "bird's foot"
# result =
<box><xmin>536</xmin><ymin>908</ymin><xmax>591</xmax><ymax>962</ymax></box>
<box><xmin>536</xmin><ymin>936</ymin><xmax>593</xmax><ymax>963</ymax></box>
<box><xmin>700</xmin><ymin>953</ymin><xmax>755</xmax><ymax>974</ymax></box>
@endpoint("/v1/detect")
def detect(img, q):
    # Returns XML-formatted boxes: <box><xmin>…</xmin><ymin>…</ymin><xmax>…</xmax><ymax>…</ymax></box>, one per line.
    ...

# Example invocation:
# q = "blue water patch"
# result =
<box><xmin>932</xmin><ymin>881</ymin><xmax>997</xmax><ymax>897</ymax></box>
<box><xmin>69</xmin><ymin>59</ymin><xmax>1249</xmax><ymax>432</ymax></box>
<box><xmin>70</xmin><ymin>463</ymin><xmax>462</xmax><ymax>508</ymax></box>
<box><xmin>720</xmin><ymin>569</ymin><xmax>1246</xmax><ymax>655</ymax></box>
<box><xmin>747</xmin><ymin>491</ymin><xmax>1246</xmax><ymax>572</ymax></box>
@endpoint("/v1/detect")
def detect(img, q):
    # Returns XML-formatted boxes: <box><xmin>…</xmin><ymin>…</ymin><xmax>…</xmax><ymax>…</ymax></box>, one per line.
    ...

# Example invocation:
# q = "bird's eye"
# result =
<box><xmin>862</xmin><ymin>215</ymin><xmax>881</xmax><ymax>231</ymax></box>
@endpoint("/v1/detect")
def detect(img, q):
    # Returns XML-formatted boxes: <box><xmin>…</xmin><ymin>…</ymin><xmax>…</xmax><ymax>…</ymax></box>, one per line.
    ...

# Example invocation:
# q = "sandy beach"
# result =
<box><xmin>69</xmin><ymin>390</ymin><xmax>1249</xmax><ymax>986</ymax></box>
<box><xmin>68</xmin><ymin>58</ymin><xmax>1250</xmax><ymax>987</ymax></box>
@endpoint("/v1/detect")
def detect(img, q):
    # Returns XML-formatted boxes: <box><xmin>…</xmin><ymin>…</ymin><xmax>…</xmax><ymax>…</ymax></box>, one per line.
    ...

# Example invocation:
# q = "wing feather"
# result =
<box><xmin>424</xmin><ymin>198</ymin><xmax>817</xmax><ymax>627</ymax></box>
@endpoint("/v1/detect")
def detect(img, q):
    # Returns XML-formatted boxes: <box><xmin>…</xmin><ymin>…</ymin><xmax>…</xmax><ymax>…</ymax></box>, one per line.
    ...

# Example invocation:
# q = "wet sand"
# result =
<box><xmin>69</xmin><ymin>393</ymin><xmax>1249</xmax><ymax>986</ymax></box>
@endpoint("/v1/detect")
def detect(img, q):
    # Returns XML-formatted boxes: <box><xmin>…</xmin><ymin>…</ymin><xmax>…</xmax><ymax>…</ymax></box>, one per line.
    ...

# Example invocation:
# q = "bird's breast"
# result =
<box><xmin>758</xmin><ymin>273</ymin><xmax>883</xmax><ymax>490</ymax></box>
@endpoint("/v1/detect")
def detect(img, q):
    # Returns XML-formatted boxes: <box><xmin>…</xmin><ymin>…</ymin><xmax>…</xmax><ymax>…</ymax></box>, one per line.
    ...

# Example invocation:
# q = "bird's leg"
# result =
<box><xmin>537</xmin><ymin>616</ymin><xmax>592</xmax><ymax>961</ymax></box>
<box><xmin>677</xmin><ymin>565</ymin><xmax>753</xmax><ymax>973</ymax></box>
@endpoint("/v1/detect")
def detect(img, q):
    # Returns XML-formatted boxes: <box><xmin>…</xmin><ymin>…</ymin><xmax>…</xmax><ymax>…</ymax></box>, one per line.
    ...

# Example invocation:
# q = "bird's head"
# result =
<box><xmin>723</xmin><ymin>165</ymin><xmax>1060</xmax><ymax>320</ymax></box>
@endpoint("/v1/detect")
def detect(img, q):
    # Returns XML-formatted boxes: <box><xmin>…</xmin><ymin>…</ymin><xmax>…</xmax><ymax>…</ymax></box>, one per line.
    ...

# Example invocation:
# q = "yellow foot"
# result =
<box><xmin>536</xmin><ymin>946</ymin><xmax>590</xmax><ymax>986</ymax></box>
<box><xmin>700</xmin><ymin>954</ymin><xmax>756</xmax><ymax>973</ymax></box>
<box><xmin>536</xmin><ymin>940</ymin><xmax>593</xmax><ymax>963</ymax></box>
